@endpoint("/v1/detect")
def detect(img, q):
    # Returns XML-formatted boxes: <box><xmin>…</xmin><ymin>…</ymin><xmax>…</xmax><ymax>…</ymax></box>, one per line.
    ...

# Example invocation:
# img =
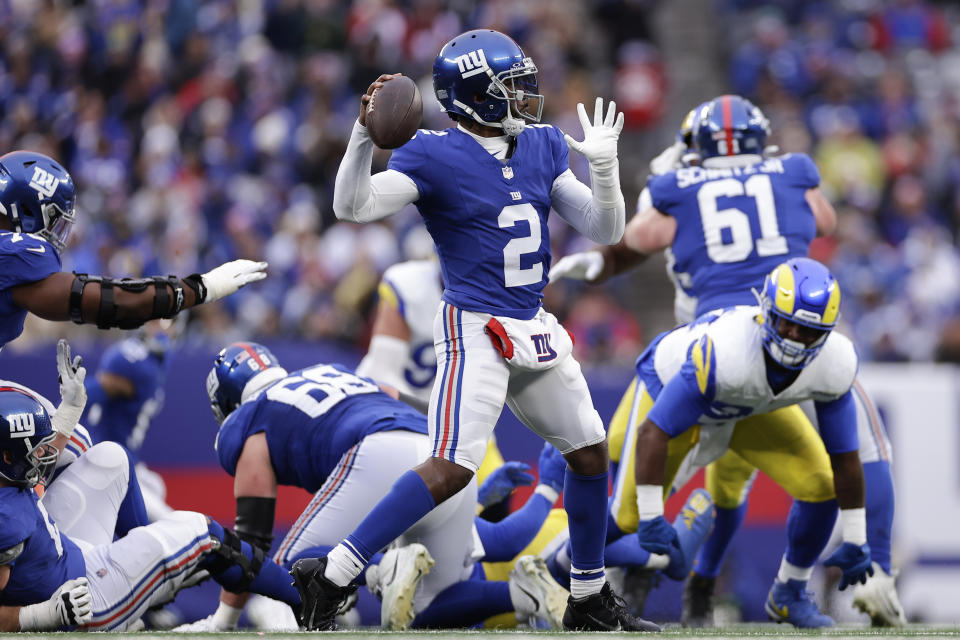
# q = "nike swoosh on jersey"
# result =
<box><xmin>25</xmin><ymin>246</ymin><xmax>45</xmax><ymax>254</ymax></box>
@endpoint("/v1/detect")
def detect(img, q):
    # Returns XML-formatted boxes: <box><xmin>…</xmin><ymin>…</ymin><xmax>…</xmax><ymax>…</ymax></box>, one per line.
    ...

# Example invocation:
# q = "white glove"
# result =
<box><xmin>200</xmin><ymin>260</ymin><xmax>268</xmax><ymax>303</ymax></box>
<box><xmin>548</xmin><ymin>251</ymin><xmax>605</xmax><ymax>282</ymax></box>
<box><xmin>649</xmin><ymin>140</ymin><xmax>686</xmax><ymax>175</ymax></box>
<box><xmin>564</xmin><ymin>98</ymin><xmax>625</xmax><ymax>169</ymax></box>
<box><xmin>51</xmin><ymin>339</ymin><xmax>86</xmax><ymax>439</ymax></box>
<box><xmin>19</xmin><ymin>577</ymin><xmax>93</xmax><ymax>630</ymax></box>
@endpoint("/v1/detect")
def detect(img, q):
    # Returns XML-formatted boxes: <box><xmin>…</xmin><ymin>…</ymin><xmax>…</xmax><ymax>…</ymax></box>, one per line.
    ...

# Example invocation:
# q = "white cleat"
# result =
<box><xmin>852</xmin><ymin>562</ymin><xmax>907</xmax><ymax>627</ymax></box>
<box><xmin>374</xmin><ymin>543</ymin><xmax>435</xmax><ymax>630</ymax></box>
<box><xmin>245</xmin><ymin>594</ymin><xmax>299</xmax><ymax>631</ymax></box>
<box><xmin>171</xmin><ymin>613</ymin><xmax>232</xmax><ymax>632</ymax></box>
<box><xmin>509</xmin><ymin>554</ymin><xmax>570</xmax><ymax>630</ymax></box>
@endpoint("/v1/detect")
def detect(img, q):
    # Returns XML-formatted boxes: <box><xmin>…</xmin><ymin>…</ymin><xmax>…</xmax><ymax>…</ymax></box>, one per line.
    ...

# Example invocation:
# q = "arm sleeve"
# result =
<box><xmin>646</xmin><ymin>336</ymin><xmax>717</xmax><ymax>437</ymax></box>
<box><xmin>333</xmin><ymin>120</ymin><xmax>419</xmax><ymax>223</ymax></box>
<box><xmin>815</xmin><ymin>390</ymin><xmax>859</xmax><ymax>454</ymax></box>
<box><xmin>550</xmin><ymin>169</ymin><xmax>625</xmax><ymax>245</ymax></box>
<box><xmin>474</xmin><ymin>493</ymin><xmax>553</xmax><ymax>562</ymax></box>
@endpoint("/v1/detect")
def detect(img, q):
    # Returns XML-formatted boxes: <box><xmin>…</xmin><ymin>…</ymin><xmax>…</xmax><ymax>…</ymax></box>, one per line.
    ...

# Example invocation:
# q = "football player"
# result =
<box><xmin>614</xmin><ymin>258</ymin><xmax>874</xmax><ymax>626</ymax></box>
<box><xmin>551</xmin><ymin>95</ymin><xmax>903</xmax><ymax>626</ymax></box>
<box><xmin>294</xmin><ymin>28</ymin><xmax>657</xmax><ymax>632</ymax></box>
<box><xmin>0</xmin><ymin>151</ymin><xmax>266</xmax><ymax>352</ymax></box>
<box><xmin>0</xmin><ymin>387</ymin><xmax>304</xmax><ymax>632</ymax></box>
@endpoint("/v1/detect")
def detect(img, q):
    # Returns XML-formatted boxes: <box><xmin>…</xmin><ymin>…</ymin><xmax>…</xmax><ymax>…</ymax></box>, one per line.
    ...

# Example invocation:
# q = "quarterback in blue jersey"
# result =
<box><xmin>552</xmin><ymin>95</ymin><xmax>903</xmax><ymax>627</ymax></box>
<box><xmin>294</xmin><ymin>28</ymin><xmax>658</xmax><ymax>633</ymax></box>
<box><xmin>0</xmin><ymin>386</ymin><xmax>304</xmax><ymax>632</ymax></box>
<box><xmin>0</xmin><ymin>150</ymin><xmax>265</xmax><ymax>353</ymax></box>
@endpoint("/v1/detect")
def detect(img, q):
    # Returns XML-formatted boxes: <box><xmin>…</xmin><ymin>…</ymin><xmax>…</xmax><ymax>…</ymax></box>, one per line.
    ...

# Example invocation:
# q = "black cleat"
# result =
<box><xmin>622</xmin><ymin>567</ymin><xmax>661</xmax><ymax>616</ymax></box>
<box><xmin>290</xmin><ymin>557</ymin><xmax>356</xmax><ymax>630</ymax></box>
<box><xmin>682</xmin><ymin>573</ymin><xmax>716</xmax><ymax>628</ymax></box>
<box><xmin>562</xmin><ymin>582</ymin><xmax>662</xmax><ymax>632</ymax></box>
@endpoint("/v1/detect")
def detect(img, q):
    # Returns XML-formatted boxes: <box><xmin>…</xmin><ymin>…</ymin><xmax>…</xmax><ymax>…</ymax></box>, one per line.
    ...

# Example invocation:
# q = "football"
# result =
<box><xmin>365</xmin><ymin>75</ymin><xmax>423</xmax><ymax>150</ymax></box>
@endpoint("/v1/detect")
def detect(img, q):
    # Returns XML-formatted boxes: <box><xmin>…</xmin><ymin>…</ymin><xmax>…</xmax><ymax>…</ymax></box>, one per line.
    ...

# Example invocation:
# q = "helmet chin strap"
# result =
<box><xmin>452</xmin><ymin>100</ymin><xmax>526</xmax><ymax>137</ymax></box>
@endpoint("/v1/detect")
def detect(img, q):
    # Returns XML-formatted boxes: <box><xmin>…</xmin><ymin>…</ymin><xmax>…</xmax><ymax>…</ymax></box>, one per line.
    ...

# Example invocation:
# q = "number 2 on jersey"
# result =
<box><xmin>696</xmin><ymin>174</ymin><xmax>787</xmax><ymax>263</ymax></box>
<box><xmin>499</xmin><ymin>203</ymin><xmax>543</xmax><ymax>288</ymax></box>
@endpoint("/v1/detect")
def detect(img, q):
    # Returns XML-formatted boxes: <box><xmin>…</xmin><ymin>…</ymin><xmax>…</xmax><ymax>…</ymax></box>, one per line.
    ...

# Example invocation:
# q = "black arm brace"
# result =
<box><xmin>69</xmin><ymin>273</ymin><xmax>187</xmax><ymax>330</ymax></box>
<box><xmin>235</xmin><ymin>496</ymin><xmax>276</xmax><ymax>553</ymax></box>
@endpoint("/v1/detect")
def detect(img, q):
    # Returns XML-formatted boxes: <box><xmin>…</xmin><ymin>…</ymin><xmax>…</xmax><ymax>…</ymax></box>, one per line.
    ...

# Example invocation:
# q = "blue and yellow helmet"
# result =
<box><xmin>759</xmin><ymin>257</ymin><xmax>841</xmax><ymax>369</ymax></box>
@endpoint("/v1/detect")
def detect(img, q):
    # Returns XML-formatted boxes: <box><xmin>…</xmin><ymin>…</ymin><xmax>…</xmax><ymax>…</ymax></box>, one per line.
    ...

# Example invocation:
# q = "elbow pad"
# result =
<box><xmin>234</xmin><ymin>496</ymin><xmax>276</xmax><ymax>553</ymax></box>
<box><xmin>69</xmin><ymin>274</ymin><xmax>186</xmax><ymax>329</ymax></box>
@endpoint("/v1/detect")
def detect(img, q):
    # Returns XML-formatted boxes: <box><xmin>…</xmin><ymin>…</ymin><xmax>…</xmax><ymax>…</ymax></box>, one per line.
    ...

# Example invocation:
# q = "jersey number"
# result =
<box><xmin>696</xmin><ymin>174</ymin><xmax>787</xmax><ymax>263</ymax></box>
<box><xmin>499</xmin><ymin>203</ymin><xmax>543</xmax><ymax>288</ymax></box>
<box><xmin>266</xmin><ymin>365</ymin><xmax>379</xmax><ymax>418</ymax></box>
<box><xmin>37</xmin><ymin>500</ymin><xmax>64</xmax><ymax>558</ymax></box>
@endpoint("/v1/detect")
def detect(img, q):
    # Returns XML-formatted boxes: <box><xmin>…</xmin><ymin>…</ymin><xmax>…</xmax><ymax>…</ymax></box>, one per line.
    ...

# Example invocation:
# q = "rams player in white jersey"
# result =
<box><xmin>610</xmin><ymin>258</ymin><xmax>874</xmax><ymax>628</ymax></box>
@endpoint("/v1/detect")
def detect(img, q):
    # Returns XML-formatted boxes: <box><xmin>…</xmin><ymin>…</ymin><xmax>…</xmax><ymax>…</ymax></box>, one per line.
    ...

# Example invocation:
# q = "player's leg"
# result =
<box><xmin>682</xmin><ymin>449</ymin><xmax>758</xmax><ymax>627</ymax></box>
<box><xmin>506</xmin><ymin>356</ymin><xmax>659</xmax><ymax>631</ymax></box>
<box><xmin>606</xmin><ymin>376</ymin><xmax>638</xmax><ymax>477</ymax></box>
<box><xmin>42</xmin><ymin>441</ymin><xmax>147</xmax><ymax>547</ymax></box>
<box><xmin>294</xmin><ymin>304</ymin><xmax>509</xmax><ymax>629</ymax></box>
<box><xmin>730</xmin><ymin>406</ymin><xmax>837</xmax><ymax>628</ymax></box>
<box><xmin>848</xmin><ymin>381</ymin><xmax>905</xmax><ymax>626</ymax></box>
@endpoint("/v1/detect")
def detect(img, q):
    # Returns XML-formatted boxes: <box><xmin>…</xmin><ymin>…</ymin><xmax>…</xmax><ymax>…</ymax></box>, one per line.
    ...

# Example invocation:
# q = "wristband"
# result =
<box><xmin>182</xmin><ymin>274</ymin><xmax>207</xmax><ymax>304</ymax></box>
<box><xmin>51</xmin><ymin>402</ymin><xmax>83</xmax><ymax>439</ymax></box>
<box><xmin>534</xmin><ymin>484</ymin><xmax>560</xmax><ymax>504</ymax></box>
<box><xmin>840</xmin><ymin>507</ymin><xmax>867</xmax><ymax>546</ymax></box>
<box><xmin>636</xmin><ymin>484</ymin><xmax>664</xmax><ymax>520</ymax></box>
<box><xmin>19</xmin><ymin>600</ymin><xmax>56</xmax><ymax>631</ymax></box>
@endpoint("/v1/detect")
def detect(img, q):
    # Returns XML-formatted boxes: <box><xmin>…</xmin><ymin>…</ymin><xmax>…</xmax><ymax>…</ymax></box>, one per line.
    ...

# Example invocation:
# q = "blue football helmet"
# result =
<box><xmin>0</xmin><ymin>387</ymin><xmax>58</xmax><ymax>487</ymax></box>
<box><xmin>207</xmin><ymin>342</ymin><xmax>285</xmax><ymax>424</ymax></box>
<box><xmin>758</xmin><ymin>258</ymin><xmax>841</xmax><ymax>369</ymax></box>
<box><xmin>693</xmin><ymin>95</ymin><xmax>770</xmax><ymax>160</ymax></box>
<box><xmin>433</xmin><ymin>29</ymin><xmax>543</xmax><ymax>136</ymax></box>
<box><xmin>0</xmin><ymin>151</ymin><xmax>76</xmax><ymax>252</ymax></box>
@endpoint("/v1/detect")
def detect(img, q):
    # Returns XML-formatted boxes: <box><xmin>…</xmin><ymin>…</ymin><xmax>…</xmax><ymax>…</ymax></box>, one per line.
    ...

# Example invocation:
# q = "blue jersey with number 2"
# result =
<box><xmin>388</xmin><ymin>125</ymin><xmax>569</xmax><ymax>320</ymax></box>
<box><xmin>215</xmin><ymin>364</ymin><xmax>428</xmax><ymax>493</ymax></box>
<box><xmin>647</xmin><ymin>153</ymin><xmax>820</xmax><ymax>317</ymax></box>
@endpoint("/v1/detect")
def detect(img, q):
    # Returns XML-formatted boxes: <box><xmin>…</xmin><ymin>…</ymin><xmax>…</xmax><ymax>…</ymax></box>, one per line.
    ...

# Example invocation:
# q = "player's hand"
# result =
<box><xmin>359</xmin><ymin>73</ymin><xmax>402</xmax><ymax>126</ymax></box>
<box><xmin>477</xmin><ymin>461</ymin><xmax>535</xmax><ymax>508</ymax></box>
<box><xmin>564</xmin><ymin>98</ymin><xmax>624</xmax><ymax>168</ymax></box>
<box><xmin>55</xmin><ymin>577</ymin><xmax>93</xmax><ymax>627</ymax></box>
<box><xmin>51</xmin><ymin>339</ymin><xmax>86</xmax><ymax>438</ymax></box>
<box><xmin>548</xmin><ymin>251</ymin><xmax>604</xmax><ymax>282</ymax></box>
<box><xmin>649</xmin><ymin>140</ymin><xmax>687</xmax><ymax>175</ymax></box>
<box><xmin>824</xmin><ymin>542</ymin><xmax>873</xmax><ymax>590</ymax></box>
<box><xmin>537</xmin><ymin>443</ymin><xmax>567</xmax><ymax>494</ymax></box>
<box><xmin>201</xmin><ymin>260</ymin><xmax>268</xmax><ymax>303</ymax></box>
<box><xmin>636</xmin><ymin>515</ymin><xmax>679</xmax><ymax>556</ymax></box>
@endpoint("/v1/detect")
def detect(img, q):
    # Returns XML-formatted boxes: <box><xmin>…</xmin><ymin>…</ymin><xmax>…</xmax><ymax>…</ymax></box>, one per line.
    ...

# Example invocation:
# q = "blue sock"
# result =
<box><xmin>603</xmin><ymin>534</ymin><xmax>652</xmax><ymax>567</ymax></box>
<box><xmin>342</xmin><ymin>470</ymin><xmax>437</xmax><ymax>565</ymax></box>
<box><xmin>286</xmin><ymin>544</ymin><xmax>383</xmax><ymax>582</ymax></box>
<box><xmin>203</xmin><ymin>519</ymin><xmax>301</xmax><ymax>606</ymax></box>
<box><xmin>565</xmin><ymin>469</ymin><xmax>608</xmax><ymax>597</ymax></box>
<box><xmin>115</xmin><ymin>451</ymin><xmax>149</xmax><ymax>537</ymax></box>
<box><xmin>412</xmin><ymin>577</ymin><xmax>512</xmax><ymax>628</ymax></box>
<box><xmin>863</xmin><ymin>460</ymin><xmax>894</xmax><ymax>573</ymax></box>
<box><xmin>785</xmin><ymin>499</ymin><xmax>837</xmax><ymax>568</ymax></box>
<box><xmin>693</xmin><ymin>502</ymin><xmax>747</xmax><ymax>578</ymax></box>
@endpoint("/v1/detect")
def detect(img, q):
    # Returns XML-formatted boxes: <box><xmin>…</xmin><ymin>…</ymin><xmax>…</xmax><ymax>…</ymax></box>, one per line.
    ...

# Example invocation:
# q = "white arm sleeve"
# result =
<box><xmin>333</xmin><ymin>120</ymin><xmax>419</xmax><ymax>223</ymax></box>
<box><xmin>550</xmin><ymin>168</ymin><xmax>625</xmax><ymax>245</ymax></box>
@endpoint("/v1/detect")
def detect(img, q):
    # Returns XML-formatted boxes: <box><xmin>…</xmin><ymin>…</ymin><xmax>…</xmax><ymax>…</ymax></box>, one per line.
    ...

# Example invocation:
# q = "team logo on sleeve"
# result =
<box><xmin>28</xmin><ymin>167</ymin><xmax>60</xmax><ymax>198</ymax></box>
<box><xmin>8</xmin><ymin>412</ymin><xmax>35</xmax><ymax>438</ymax></box>
<box><xmin>454</xmin><ymin>49</ymin><xmax>488</xmax><ymax>79</ymax></box>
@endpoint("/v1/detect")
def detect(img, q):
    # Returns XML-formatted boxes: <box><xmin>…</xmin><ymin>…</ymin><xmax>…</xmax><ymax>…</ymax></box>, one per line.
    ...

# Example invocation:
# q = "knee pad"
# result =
<box><xmin>207</xmin><ymin>527</ymin><xmax>265</xmax><ymax>593</ymax></box>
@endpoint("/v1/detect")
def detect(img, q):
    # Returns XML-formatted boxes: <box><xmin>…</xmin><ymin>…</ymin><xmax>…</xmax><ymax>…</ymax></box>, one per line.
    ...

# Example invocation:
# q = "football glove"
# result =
<box><xmin>537</xmin><ymin>443</ymin><xmax>567</xmax><ymax>494</ymax></box>
<box><xmin>478</xmin><ymin>461</ymin><xmax>535</xmax><ymax>508</ymax></box>
<box><xmin>564</xmin><ymin>98</ymin><xmax>624</xmax><ymax>169</ymax></box>
<box><xmin>201</xmin><ymin>260</ymin><xmax>268</xmax><ymax>303</ymax></box>
<box><xmin>824</xmin><ymin>542</ymin><xmax>873</xmax><ymax>590</ymax></box>
<box><xmin>19</xmin><ymin>577</ymin><xmax>93</xmax><ymax>630</ymax></box>
<box><xmin>52</xmin><ymin>339</ymin><xmax>86</xmax><ymax>438</ymax></box>
<box><xmin>548</xmin><ymin>251</ymin><xmax>604</xmax><ymax>283</ymax></box>
<box><xmin>637</xmin><ymin>515</ymin><xmax>680</xmax><ymax>556</ymax></box>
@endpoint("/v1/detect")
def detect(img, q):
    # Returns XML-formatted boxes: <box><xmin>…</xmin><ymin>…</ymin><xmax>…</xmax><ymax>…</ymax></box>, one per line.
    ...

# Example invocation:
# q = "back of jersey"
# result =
<box><xmin>648</xmin><ymin>154</ymin><xmax>819</xmax><ymax>317</ymax></box>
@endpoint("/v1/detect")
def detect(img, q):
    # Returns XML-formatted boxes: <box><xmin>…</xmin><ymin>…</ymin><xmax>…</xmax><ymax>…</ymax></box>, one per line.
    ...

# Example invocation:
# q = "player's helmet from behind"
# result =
<box><xmin>677</xmin><ymin>101</ymin><xmax>711</xmax><ymax>149</ymax></box>
<box><xmin>693</xmin><ymin>95</ymin><xmax>770</xmax><ymax>159</ymax></box>
<box><xmin>0</xmin><ymin>387</ymin><xmax>58</xmax><ymax>487</ymax></box>
<box><xmin>0</xmin><ymin>151</ymin><xmax>76</xmax><ymax>252</ymax></box>
<box><xmin>433</xmin><ymin>29</ymin><xmax>543</xmax><ymax>137</ymax></box>
<box><xmin>207</xmin><ymin>342</ymin><xmax>286</xmax><ymax>424</ymax></box>
<box><xmin>758</xmin><ymin>258</ymin><xmax>841</xmax><ymax>370</ymax></box>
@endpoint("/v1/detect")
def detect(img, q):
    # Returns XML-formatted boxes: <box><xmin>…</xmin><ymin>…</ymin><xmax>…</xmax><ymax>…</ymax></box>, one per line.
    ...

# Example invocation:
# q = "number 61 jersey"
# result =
<box><xmin>388</xmin><ymin>125</ymin><xmax>569</xmax><ymax>320</ymax></box>
<box><xmin>648</xmin><ymin>153</ymin><xmax>820</xmax><ymax>318</ymax></box>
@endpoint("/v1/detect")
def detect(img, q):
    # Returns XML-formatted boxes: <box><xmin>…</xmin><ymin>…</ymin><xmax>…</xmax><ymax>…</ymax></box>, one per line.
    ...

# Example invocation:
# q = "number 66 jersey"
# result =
<box><xmin>647</xmin><ymin>153</ymin><xmax>820</xmax><ymax>318</ymax></box>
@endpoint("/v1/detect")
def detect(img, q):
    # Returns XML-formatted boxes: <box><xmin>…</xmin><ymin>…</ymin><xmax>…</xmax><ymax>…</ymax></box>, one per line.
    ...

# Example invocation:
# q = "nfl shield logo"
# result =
<box><xmin>501</xmin><ymin>166</ymin><xmax>514</xmax><ymax>180</ymax></box>
<box><xmin>96</xmin><ymin>568</ymin><xmax>108</xmax><ymax>577</ymax></box>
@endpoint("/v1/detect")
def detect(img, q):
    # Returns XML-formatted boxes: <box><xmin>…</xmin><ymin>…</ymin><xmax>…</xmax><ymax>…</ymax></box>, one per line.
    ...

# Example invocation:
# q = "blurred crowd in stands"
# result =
<box><xmin>2</xmin><ymin>0</ymin><xmax>959</xmax><ymax>365</ymax></box>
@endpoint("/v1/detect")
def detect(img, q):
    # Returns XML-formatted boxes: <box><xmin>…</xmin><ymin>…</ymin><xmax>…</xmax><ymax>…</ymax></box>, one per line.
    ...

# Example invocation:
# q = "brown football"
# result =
<box><xmin>365</xmin><ymin>75</ymin><xmax>423</xmax><ymax>150</ymax></box>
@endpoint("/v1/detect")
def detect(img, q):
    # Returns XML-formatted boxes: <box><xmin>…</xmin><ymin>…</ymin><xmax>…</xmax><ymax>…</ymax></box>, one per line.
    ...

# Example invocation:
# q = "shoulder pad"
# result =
<box><xmin>814</xmin><ymin>333</ymin><xmax>858</xmax><ymax>397</ymax></box>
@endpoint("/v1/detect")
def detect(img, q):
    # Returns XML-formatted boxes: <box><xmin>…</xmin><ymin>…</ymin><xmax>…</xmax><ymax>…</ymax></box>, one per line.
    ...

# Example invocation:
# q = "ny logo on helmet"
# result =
<box><xmin>454</xmin><ymin>49</ymin><xmax>488</xmax><ymax>79</ymax></box>
<box><xmin>29</xmin><ymin>167</ymin><xmax>60</xmax><ymax>199</ymax></box>
<box><xmin>8</xmin><ymin>412</ymin><xmax>35</xmax><ymax>438</ymax></box>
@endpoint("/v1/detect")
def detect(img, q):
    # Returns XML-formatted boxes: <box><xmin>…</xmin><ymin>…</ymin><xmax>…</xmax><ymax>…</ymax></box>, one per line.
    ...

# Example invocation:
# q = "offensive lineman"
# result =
<box><xmin>291</xmin><ymin>29</ymin><xmax>658</xmax><ymax>632</ymax></box>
